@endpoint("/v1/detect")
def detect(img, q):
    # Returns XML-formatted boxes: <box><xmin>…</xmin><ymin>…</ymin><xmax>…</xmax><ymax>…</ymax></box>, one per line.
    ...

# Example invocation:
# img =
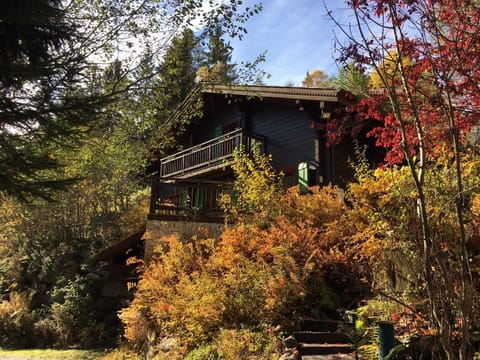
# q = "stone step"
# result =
<box><xmin>294</xmin><ymin>331</ymin><xmax>351</xmax><ymax>344</ymax></box>
<box><xmin>300</xmin><ymin>319</ymin><xmax>352</xmax><ymax>332</ymax></box>
<box><xmin>300</xmin><ymin>343</ymin><xmax>354</xmax><ymax>356</ymax></box>
<box><xmin>301</xmin><ymin>354</ymin><xmax>357</xmax><ymax>360</ymax></box>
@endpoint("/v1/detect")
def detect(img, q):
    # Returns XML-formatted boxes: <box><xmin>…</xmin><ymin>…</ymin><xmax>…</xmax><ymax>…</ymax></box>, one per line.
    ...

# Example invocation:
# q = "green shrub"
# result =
<box><xmin>185</xmin><ymin>344</ymin><xmax>219</xmax><ymax>360</ymax></box>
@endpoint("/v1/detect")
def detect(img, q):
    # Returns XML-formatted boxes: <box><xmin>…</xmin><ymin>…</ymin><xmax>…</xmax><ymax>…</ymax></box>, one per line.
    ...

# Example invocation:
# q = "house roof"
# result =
<box><xmin>201</xmin><ymin>84</ymin><xmax>354</xmax><ymax>104</ymax></box>
<box><xmin>95</xmin><ymin>227</ymin><xmax>145</xmax><ymax>262</ymax></box>
<box><xmin>167</xmin><ymin>84</ymin><xmax>354</xmax><ymax>127</ymax></box>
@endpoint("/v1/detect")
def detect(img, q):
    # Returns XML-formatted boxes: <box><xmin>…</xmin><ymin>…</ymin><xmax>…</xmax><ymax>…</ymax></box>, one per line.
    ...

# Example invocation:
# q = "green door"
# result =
<box><xmin>298</xmin><ymin>162</ymin><xmax>316</xmax><ymax>194</ymax></box>
<box><xmin>215</xmin><ymin>125</ymin><xmax>223</xmax><ymax>137</ymax></box>
<box><xmin>193</xmin><ymin>188</ymin><xmax>205</xmax><ymax>210</ymax></box>
<box><xmin>213</xmin><ymin>125</ymin><xmax>224</xmax><ymax>159</ymax></box>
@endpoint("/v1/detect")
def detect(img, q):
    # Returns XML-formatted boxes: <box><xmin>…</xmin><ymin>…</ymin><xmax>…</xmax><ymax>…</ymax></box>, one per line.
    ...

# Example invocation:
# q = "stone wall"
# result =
<box><xmin>144</xmin><ymin>220</ymin><xmax>224</xmax><ymax>260</ymax></box>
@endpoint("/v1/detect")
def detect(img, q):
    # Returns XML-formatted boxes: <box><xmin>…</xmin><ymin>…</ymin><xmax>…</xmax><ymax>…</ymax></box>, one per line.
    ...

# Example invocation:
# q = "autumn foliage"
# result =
<box><xmin>328</xmin><ymin>1</ymin><xmax>480</xmax><ymax>358</ymax></box>
<box><xmin>118</xmin><ymin>139</ymin><xmax>480</xmax><ymax>358</ymax></box>
<box><xmin>120</xmin><ymin>184</ymin><xmax>365</xmax><ymax>357</ymax></box>
<box><xmin>332</xmin><ymin>1</ymin><xmax>480</xmax><ymax>166</ymax></box>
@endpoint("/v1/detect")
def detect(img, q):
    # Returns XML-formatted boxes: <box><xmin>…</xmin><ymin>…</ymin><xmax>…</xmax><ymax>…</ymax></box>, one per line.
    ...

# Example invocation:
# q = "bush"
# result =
<box><xmin>185</xmin><ymin>327</ymin><xmax>279</xmax><ymax>360</ymax></box>
<box><xmin>0</xmin><ymin>190</ymin><xmax>150</xmax><ymax>349</ymax></box>
<box><xmin>120</xmin><ymin>149</ymin><xmax>369</xmax><ymax>355</ymax></box>
<box><xmin>0</xmin><ymin>273</ymin><xmax>118</xmax><ymax>348</ymax></box>
<box><xmin>0</xmin><ymin>292</ymin><xmax>37</xmax><ymax>348</ymax></box>
<box><xmin>120</xmin><ymin>186</ymin><xmax>366</xmax><ymax>353</ymax></box>
<box><xmin>214</xmin><ymin>327</ymin><xmax>279</xmax><ymax>360</ymax></box>
<box><xmin>185</xmin><ymin>344</ymin><xmax>219</xmax><ymax>360</ymax></box>
<box><xmin>340</xmin><ymin>159</ymin><xmax>480</xmax><ymax>356</ymax></box>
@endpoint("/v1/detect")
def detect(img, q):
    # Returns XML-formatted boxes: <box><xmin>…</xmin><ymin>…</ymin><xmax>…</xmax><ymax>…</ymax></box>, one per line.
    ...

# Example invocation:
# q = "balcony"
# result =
<box><xmin>159</xmin><ymin>128</ymin><xmax>265</xmax><ymax>179</ymax></box>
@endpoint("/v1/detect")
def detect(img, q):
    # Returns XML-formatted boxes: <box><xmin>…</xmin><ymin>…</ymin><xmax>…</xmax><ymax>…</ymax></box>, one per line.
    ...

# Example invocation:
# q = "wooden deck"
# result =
<box><xmin>159</xmin><ymin>128</ymin><xmax>264</xmax><ymax>179</ymax></box>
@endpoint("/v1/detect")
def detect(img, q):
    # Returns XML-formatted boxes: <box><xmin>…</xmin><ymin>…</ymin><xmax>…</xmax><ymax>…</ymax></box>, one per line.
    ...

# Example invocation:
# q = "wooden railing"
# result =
<box><xmin>149</xmin><ymin>178</ymin><xmax>233</xmax><ymax>222</ymax></box>
<box><xmin>159</xmin><ymin>128</ymin><xmax>264</xmax><ymax>178</ymax></box>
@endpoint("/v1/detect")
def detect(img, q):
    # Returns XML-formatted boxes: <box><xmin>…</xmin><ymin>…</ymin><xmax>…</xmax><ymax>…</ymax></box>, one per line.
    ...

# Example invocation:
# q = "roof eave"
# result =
<box><xmin>201</xmin><ymin>84</ymin><xmax>355</xmax><ymax>105</ymax></box>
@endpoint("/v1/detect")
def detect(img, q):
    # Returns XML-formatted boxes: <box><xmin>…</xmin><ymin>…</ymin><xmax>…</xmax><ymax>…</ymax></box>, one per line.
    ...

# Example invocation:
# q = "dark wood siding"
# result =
<box><xmin>319</xmin><ymin>136</ymin><xmax>355</xmax><ymax>188</ymax></box>
<box><xmin>244</xmin><ymin>102</ymin><xmax>317</xmax><ymax>171</ymax></box>
<box><xmin>185</xmin><ymin>95</ymin><xmax>358</xmax><ymax>187</ymax></box>
<box><xmin>191</xmin><ymin>101</ymin><xmax>244</xmax><ymax>145</ymax></box>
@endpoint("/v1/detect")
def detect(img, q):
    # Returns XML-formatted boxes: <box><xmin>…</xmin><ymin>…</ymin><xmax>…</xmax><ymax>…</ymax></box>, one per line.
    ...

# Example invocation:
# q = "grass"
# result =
<box><xmin>0</xmin><ymin>348</ymin><xmax>107</xmax><ymax>359</ymax></box>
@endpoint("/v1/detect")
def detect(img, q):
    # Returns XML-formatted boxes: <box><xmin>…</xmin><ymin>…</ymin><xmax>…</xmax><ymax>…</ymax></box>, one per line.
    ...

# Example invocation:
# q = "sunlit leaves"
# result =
<box><xmin>343</xmin><ymin>158</ymin><xmax>480</xmax><ymax>349</ymax></box>
<box><xmin>120</xmin><ymin>185</ymin><xmax>364</xmax><ymax>353</ymax></box>
<box><xmin>220</xmin><ymin>144</ymin><xmax>283</xmax><ymax>223</ymax></box>
<box><xmin>302</xmin><ymin>69</ymin><xmax>331</xmax><ymax>88</ymax></box>
<box><xmin>332</xmin><ymin>0</ymin><xmax>480</xmax><ymax>166</ymax></box>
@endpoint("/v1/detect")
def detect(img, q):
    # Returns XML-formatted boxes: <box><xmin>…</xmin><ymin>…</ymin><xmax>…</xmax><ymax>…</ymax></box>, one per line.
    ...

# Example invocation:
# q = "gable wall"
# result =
<box><xmin>190</xmin><ymin>98</ymin><xmax>318</xmax><ymax>177</ymax></box>
<box><xmin>188</xmin><ymin>97</ymin><xmax>366</xmax><ymax>188</ymax></box>
<box><xmin>184</xmin><ymin>94</ymin><xmax>380</xmax><ymax>188</ymax></box>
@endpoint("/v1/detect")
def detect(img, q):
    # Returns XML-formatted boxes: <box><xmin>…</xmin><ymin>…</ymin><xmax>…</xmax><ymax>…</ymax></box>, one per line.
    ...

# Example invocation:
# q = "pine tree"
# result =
<box><xmin>158</xmin><ymin>28</ymin><xmax>199</xmax><ymax>119</ymax></box>
<box><xmin>197</xmin><ymin>25</ymin><xmax>238</xmax><ymax>84</ymax></box>
<box><xmin>331</xmin><ymin>62</ymin><xmax>370</xmax><ymax>96</ymax></box>
<box><xmin>143</xmin><ymin>29</ymin><xmax>202</xmax><ymax>159</ymax></box>
<box><xmin>0</xmin><ymin>0</ymin><xmax>108</xmax><ymax>200</ymax></box>
<box><xmin>0</xmin><ymin>0</ymin><xmax>254</xmax><ymax>201</ymax></box>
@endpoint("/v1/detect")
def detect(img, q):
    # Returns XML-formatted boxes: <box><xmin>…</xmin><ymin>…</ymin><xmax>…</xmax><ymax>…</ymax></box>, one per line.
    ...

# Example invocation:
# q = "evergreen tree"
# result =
<box><xmin>0</xmin><ymin>0</ymin><xmax>108</xmax><ymax>200</ymax></box>
<box><xmin>0</xmin><ymin>0</ymin><xmax>256</xmax><ymax>201</ymax></box>
<box><xmin>158</xmin><ymin>28</ymin><xmax>200</xmax><ymax>120</ymax></box>
<box><xmin>331</xmin><ymin>62</ymin><xmax>370</xmax><ymax>96</ymax></box>
<box><xmin>144</xmin><ymin>29</ymin><xmax>202</xmax><ymax>158</ymax></box>
<box><xmin>197</xmin><ymin>25</ymin><xmax>238</xmax><ymax>83</ymax></box>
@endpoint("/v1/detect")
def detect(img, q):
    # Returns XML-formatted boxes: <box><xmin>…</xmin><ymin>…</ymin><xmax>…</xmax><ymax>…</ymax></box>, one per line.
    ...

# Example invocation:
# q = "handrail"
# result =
<box><xmin>161</xmin><ymin>128</ymin><xmax>243</xmax><ymax>162</ymax></box>
<box><xmin>159</xmin><ymin>128</ymin><xmax>264</xmax><ymax>178</ymax></box>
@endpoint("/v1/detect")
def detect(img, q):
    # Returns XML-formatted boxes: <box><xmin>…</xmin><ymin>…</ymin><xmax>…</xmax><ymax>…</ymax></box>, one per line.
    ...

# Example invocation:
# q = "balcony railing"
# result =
<box><xmin>159</xmin><ymin>128</ymin><xmax>264</xmax><ymax>179</ymax></box>
<box><xmin>149</xmin><ymin>177</ymin><xmax>233</xmax><ymax>222</ymax></box>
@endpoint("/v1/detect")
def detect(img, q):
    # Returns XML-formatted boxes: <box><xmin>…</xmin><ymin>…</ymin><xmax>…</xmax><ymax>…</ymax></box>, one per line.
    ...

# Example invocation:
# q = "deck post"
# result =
<box><xmin>150</xmin><ymin>177</ymin><xmax>158</xmax><ymax>214</ymax></box>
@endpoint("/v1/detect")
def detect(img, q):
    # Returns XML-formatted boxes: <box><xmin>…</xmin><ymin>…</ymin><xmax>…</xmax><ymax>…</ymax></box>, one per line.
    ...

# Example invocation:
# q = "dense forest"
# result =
<box><xmin>1</xmin><ymin>1</ymin><xmax>480</xmax><ymax>359</ymax></box>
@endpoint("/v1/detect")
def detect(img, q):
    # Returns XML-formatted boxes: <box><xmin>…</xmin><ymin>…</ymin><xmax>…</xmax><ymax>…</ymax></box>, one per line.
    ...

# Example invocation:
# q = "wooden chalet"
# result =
<box><xmin>149</xmin><ymin>84</ymin><xmax>362</xmax><ymax>223</ymax></box>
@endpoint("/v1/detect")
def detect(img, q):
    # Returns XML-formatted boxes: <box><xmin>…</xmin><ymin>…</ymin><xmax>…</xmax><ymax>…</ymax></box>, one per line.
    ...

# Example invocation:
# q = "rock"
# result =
<box><xmin>86</xmin><ymin>272</ymin><xmax>102</xmax><ymax>282</ymax></box>
<box><xmin>284</xmin><ymin>335</ymin><xmax>299</xmax><ymax>349</ymax></box>
<box><xmin>159</xmin><ymin>337</ymin><xmax>178</xmax><ymax>352</ymax></box>
<box><xmin>280</xmin><ymin>348</ymin><xmax>300</xmax><ymax>360</ymax></box>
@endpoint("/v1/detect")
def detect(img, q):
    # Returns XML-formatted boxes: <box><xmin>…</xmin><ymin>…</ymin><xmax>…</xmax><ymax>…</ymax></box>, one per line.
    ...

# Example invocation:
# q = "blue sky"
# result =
<box><xmin>229</xmin><ymin>1</ymin><xmax>353</xmax><ymax>86</ymax></box>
